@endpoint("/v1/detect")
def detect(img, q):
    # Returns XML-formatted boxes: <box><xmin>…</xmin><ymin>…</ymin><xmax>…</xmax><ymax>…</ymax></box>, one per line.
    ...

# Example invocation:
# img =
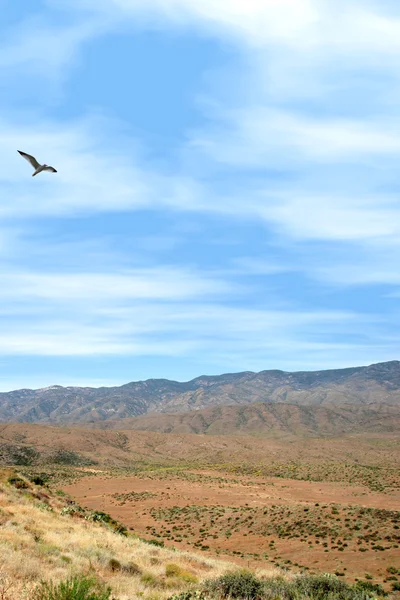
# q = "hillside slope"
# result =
<box><xmin>0</xmin><ymin>468</ymin><xmax>235</xmax><ymax>600</ymax></box>
<box><xmin>0</xmin><ymin>360</ymin><xmax>400</xmax><ymax>425</ymax></box>
<box><xmin>84</xmin><ymin>402</ymin><xmax>400</xmax><ymax>437</ymax></box>
<box><xmin>0</xmin><ymin>423</ymin><xmax>399</xmax><ymax>474</ymax></box>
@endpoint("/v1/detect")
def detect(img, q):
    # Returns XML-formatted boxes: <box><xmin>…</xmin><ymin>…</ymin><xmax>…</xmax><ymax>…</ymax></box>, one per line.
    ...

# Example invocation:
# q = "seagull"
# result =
<box><xmin>18</xmin><ymin>150</ymin><xmax>57</xmax><ymax>176</ymax></box>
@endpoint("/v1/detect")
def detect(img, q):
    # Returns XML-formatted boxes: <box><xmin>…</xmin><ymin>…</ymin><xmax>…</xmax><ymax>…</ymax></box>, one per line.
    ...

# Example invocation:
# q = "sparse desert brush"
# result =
<box><xmin>32</xmin><ymin>575</ymin><xmax>112</xmax><ymax>600</ymax></box>
<box><xmin>203</xmin><ymin>569</ymin><xmax>265</xmax><ymax>599</ymax></box>
<box><xmin>0</xmin><ymin>470</ymin><xmax>236</xmax><ymax>600</ymax></box>
<box><xmin>171</xmin><ymin>572</ymin><xmax>392</xmax><ymax>600</ymax></box>
<box><xmin>7</xmin><ymin>475</ymin><xmax>29</xmax><ymax>489</ymax></box>
<box><xmin>165</xmin><ymin>564</ymin><xmax>198</xmax><ymax>584</ymax></box>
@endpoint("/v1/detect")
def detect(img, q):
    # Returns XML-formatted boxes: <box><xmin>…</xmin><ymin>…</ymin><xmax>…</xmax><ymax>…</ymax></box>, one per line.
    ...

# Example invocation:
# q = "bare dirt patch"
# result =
<box><xmin>63</xmin><ymin>468</ymin><xmax>400</xmax><ymax>589</ymax></box>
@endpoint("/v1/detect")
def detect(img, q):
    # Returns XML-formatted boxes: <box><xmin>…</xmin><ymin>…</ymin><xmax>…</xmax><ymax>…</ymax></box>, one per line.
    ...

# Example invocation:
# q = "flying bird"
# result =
<box><xmin>18</xmin><ymin>150</ymin><xmax>57</xmax><ymax>176</ymax></box>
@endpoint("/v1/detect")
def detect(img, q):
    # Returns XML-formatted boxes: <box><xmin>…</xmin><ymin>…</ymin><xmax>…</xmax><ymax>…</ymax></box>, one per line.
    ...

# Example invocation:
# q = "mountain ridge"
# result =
<box><xmin>1</xmin><ymin>360</ymin><xmax>400</xmax><ymax>426</ymax></box>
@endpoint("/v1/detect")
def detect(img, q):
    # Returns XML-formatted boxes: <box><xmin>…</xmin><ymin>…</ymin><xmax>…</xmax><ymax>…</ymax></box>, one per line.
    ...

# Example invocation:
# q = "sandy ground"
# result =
<box><xmin>63</xmin><ymin>469</ymin><xmax>400</xmax><ymax>586</ymax></box>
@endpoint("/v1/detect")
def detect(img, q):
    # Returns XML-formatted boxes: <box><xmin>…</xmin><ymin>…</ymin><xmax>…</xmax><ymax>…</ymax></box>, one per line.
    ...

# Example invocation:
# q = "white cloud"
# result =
<box><xmin>190</xmin><ymin>109</ymin><xmax>400</xmax><ymax>167</ymax></box>
<box><xmin>0</xmin><ymin>18</ymin><xmax>95</xmax><ymax>76</ymax></box>
<box><xmin>58</xmin><ymin>0</ymin><xmax>400</xmax><ymax>57</ymax></box>
<box><xmin>261</xmin><ymin>192</ymin><xmax>400</xmax><ymax>242</ymax></box>
<box><xmin>0</xmin><ymin>269</ymin><xmax>232</xmax><ymax>302</ymax></box>
<box><xmin>0</xmin><ymin>289</ymin><xmax>367</xmax><ymax>358</ymax></box>
<box><xmin>1</xmin><ymin>0</ymin><xmax>400</xmax><ymax>377</ymax></box>
<box><xmin>53</xmin><ymin>0</ymin><xmax>318</xmax><ymax>46</ymax></box>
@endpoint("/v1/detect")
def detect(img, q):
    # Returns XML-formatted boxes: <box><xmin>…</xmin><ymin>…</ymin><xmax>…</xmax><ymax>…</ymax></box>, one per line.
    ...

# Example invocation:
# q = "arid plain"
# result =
<box><xmin>1</xmin><ymin>363</ymin><xmax>400</xmax><ymax>596</ymax></box>
<box><xmin>9</xmin><ymin>424</ymin><xmax>393</xmax><ymax>591</ymax></box>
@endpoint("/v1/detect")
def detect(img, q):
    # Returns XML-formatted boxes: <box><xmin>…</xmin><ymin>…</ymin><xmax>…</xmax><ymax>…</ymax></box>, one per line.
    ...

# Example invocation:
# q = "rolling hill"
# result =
<box><xmin>83</xmin><ymin>401</ymin><xmax>400</xmax><ymax>437</ymax></box>
<box><xmin>0</xmin><ymin>422</ymin><xmax>398</xmax><ymax>470</ymax></box>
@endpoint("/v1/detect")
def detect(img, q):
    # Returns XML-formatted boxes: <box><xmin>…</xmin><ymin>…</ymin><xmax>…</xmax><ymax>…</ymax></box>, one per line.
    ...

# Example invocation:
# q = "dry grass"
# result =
<box><xmin>0</xmin><ymin>469</ymin><xmax>279</xmax><ymax>600</ymax></box>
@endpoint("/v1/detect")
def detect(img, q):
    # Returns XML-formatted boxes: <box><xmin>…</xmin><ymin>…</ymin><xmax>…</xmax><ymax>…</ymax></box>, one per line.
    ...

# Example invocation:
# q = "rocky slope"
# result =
<box><xmin>0</xmin><ymin>360</ymin><xmax>399</xmax><ymax>426</ymax></box>
<box><xmin>84</xmin><ymin>401</ymin><xmax>400</xmax><ymax>437</ymax></box>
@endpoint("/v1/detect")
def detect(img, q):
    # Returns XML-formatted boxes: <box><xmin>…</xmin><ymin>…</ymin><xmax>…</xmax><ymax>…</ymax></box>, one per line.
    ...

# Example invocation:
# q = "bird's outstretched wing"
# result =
<box><xmin>18</xmin><ymin>150</ymin><xmax>40</xmax><ymax>169</ymax></box>
<box><xmin>43</xmin><ymin>166</ymin><xmax>57</xmax><ymax>173</ymax></box>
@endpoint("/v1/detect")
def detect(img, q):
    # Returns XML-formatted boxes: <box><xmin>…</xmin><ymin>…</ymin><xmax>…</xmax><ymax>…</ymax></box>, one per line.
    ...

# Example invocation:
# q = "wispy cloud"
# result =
<box><xmin>0</xmin><ymin>0</ymin><xmax>400</xmax><ymax>386</ymax></box>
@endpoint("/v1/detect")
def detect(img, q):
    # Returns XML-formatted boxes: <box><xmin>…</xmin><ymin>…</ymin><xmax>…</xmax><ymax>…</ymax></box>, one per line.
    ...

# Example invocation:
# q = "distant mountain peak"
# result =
<box><xmin>0</xmin><ymin>360</ymin><xmax>399</xmax><ymax>427</ymax></box>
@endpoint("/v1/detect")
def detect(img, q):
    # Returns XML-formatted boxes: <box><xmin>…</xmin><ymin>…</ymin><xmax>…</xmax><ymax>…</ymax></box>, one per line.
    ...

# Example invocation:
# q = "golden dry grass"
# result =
<box><xmin>0</xmin><ymin>470</ymin><xmax>280</xmax><ymax>600</ymax></box>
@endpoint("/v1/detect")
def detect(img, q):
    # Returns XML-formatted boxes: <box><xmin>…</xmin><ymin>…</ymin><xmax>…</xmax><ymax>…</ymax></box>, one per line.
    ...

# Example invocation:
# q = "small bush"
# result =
<box><xmin>85</xmin><ymin>511</ymin><xmax>127</xmax><ymax>536</ymax></box>
<box><xmin>108</xmin><ymin>558</ymin><xmax>121</xmax><ymax>572</ymax></box>
<box><xmin>168</xmin><ymin>592</ymin><xmax>208</xmax><ymax>600</ymax></box>
<box><xmin>7</xmin><ymin>475</ymin><xmax>28</xmax><ymax>489</ymax></box>
<box><xmin>166</xmin><ymin>564</ymin><xmax>198</xmax><ymax>584</ymax></box>
<box><xmin>294</xmin><ymin>573</ymin><xmax>353</xmax><ymax>597</ymax></box>
<box><xmin>61</xmin><ymin>505</ymin><xmax>85</xmax><ymax>517</ymax></box>
<box><xmin>123</xmin><ymin>562</ymin><xmax>142</xmax><ymax>576</ymax></box>
<box><xmin>166</xmin><ymin>565</ymin><xmax>183</xmax><ymax>578</ymax></box>
<box><xmin>141</xmin><ymin>573</ymin><xmax>164</xmax><ymax>588</ymax></box>
<box><xmin>391</xmin><ymin>582</ymin><xmax>400</xmax><ymax>591</ymax></box>
<box><xmin>112</xmin><ymin>523</ymin><xmax>128</xmax><ymax>536</ymax></box>
<box><xmin>204</xmin><ymin>570</ymin><xmax>264</xmax><ymax>599</ymax></box>
<box><xmin>354</xmin><ymin>580</ymin><xmax>387</xmax><ymax>596</ymax></box>
<box><xmin>146</xmin><ymin>539</ymin><xmax>165</xmax><ymax>548</ymax></box>
<box><xmin>32</xmin><ymin>575</ymin><xmax>112</xmax><ymax>600</ymax></box>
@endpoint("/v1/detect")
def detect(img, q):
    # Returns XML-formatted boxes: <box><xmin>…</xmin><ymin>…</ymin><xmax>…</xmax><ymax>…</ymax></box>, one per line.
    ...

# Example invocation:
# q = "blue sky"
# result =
<box><xmin>1</xmin><ymin>0</ymin><xmax>400</xmax><ymax>390</ymax></box>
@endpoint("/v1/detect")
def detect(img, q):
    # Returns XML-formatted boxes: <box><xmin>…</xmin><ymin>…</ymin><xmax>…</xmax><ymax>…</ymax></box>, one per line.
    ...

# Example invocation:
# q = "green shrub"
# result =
<box><xmin>146</xmin><ymin>539</ymin><xmax>165</xmax><ymax>547</ymax></box>
<box><xmin>204</xmin><ymin>570</ymin><xmax>264</xmax><ymax>599</ymax></box>
<box><xmin>196</xmin><ymin>572</ymin><xmax>388</xmax><ymax>600</ymax></box>
<box><xmin>168</xmin><ymin>591</ymin><xmax>208</xmax><ymax>600</ymax></box>
<box><xmin>32</xmin><ymin>575</ymin><xmax>112</xmax><ymax>600</ymax></box>
<box><xmin>354</xmin><ymin>580</ymin><xmax>386</xmax><ymax>596</ymax></box>
<box><xmin>112</xmin><ymin>523</ymin><xmax>128</xmax><ymax>536</ymax></box>
<box><xmin>30</xmin><ymin>475</ymin><xmax>46</xmax><ymax>486</ymax></box>
<box><xmin>294</xmin><ymin>573</ymin><xmax>353</xmax><ymax>598</ymax></box>
<box><xmin>85</xmin><ymin>511</ymin><xmax>127</xmax><ymax>536</ymax></box>
<box><xmin>391</xmin><ymin>582</ymin><xmax>400</xmax><ymax>591</ymax></box>
<box><xmin>61</xmin><ymin>505</ymin><xmax>85</xmax><ymax>517</ymax></box>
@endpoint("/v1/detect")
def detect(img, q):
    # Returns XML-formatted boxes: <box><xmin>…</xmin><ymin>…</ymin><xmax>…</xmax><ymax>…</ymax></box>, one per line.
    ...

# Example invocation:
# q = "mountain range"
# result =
<box><xmin>0</xmin><ymin>361</ymin><xmax>400</xmax><ymax>437</ymax></box>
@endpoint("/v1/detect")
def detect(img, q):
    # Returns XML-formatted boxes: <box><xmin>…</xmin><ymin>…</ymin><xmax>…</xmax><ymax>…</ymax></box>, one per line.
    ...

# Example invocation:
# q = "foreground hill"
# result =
<box><xmin>1</xmin><ymin>360</ymin><xmax>400</xmax><ymax>426</ymax></box>
<box><xmin>0</xmin><ymin>468</ymin><xmax>234</xmax><ymax>599</ymax></box>
<box><xmin>84</xmin><ymin>401</ymin><xmax>400</xmax><ymax>437</ymax></box>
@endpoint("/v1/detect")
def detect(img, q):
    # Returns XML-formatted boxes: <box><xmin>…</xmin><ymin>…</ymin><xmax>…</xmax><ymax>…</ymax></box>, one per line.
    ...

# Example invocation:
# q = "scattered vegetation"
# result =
<box><xmin>170</xmin><ymin>571</ymin><xmax>393</xmax><ymax>599</ymax></box>
<box><xmin>47</xmin><ymin>450</ymin><xmax>96</xmax><ymax>467</ymax></box>
<box><xmin>32</xmin><ymin>575</ymin><xmax>112</xmax><ymax>600</ymax></box>
<box><xmin>1</xmin><ymin>442</ymin><xmax>399</xmax><ymax>600</ymax></box>
<box><xmin>0</xmin><ymin>468</ymin><xmax>236</xmax><ymax>600</ymax></box>
<box><xmin>0</xmin><ymin>443</ymin><xmax>39</xmax><ymax>466</ymax></box>
<box><xmin>203</xmin><ymin>569</ymin><xmax>265</xmax><ymax>599</ymax></box>
<box><xmin>49</xmin><ymin>462</ymin><xmax>400</xmax><ymax>594</ymax></box>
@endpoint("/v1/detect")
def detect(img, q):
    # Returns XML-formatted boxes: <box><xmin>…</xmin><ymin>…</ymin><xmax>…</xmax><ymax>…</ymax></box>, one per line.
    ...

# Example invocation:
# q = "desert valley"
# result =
<box><xmin>0</xmin><ymin>361</ymin><xmax>399</xmax><ymax>599</ymax></box>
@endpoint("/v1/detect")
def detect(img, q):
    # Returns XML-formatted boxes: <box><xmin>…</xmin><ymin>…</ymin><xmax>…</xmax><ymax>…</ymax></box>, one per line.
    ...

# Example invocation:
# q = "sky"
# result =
<box><xmin>1</xmin><ymin>0</ymin><xmax>400</xmax><ymax>390</ymax></box>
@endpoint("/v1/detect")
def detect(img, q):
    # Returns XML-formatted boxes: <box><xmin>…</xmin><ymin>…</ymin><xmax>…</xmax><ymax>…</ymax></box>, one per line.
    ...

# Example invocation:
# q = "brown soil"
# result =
<box><xmin>63</xmin><ymin>468</ymin><xmax>400</xmax><ymax>587</ymax></box>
